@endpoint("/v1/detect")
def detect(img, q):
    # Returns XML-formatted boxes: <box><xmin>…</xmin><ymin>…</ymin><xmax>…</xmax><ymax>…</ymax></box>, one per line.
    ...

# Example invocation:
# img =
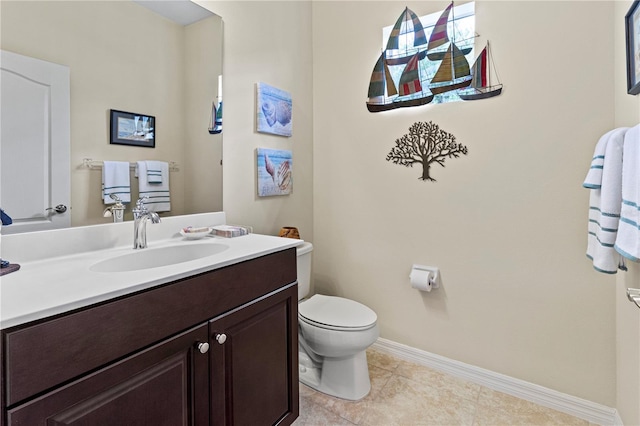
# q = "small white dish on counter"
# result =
<box><xmin>180</xmin><ymin>227</ymin><xmax>212</xmax><ymax>240</ymax></box>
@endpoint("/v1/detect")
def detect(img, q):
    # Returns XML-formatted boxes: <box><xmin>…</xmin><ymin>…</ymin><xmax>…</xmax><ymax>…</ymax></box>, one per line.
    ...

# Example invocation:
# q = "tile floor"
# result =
<box><xmin>293</xmin><ymin>347</ymin><xmax>596</xmax><ymax>426</ymax></box>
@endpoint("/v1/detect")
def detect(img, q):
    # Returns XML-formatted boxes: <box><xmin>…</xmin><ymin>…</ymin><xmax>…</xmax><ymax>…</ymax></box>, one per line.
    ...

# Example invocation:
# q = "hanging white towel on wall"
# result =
<box><xmin>135</xmin><ymin>161</ymin><xmax>170</xmax><ymax>212</ymax></box>
<box><xmin>584</xmin><ymin>127</ymin><xmax>628</xmax><ymax>273</ymax></box>
<box><xmin>583</xmin><ymin>129</ymin><xmax>616</xmax><ymax>190</ymax></box>
<box><xmin>145</xmin><ymin>160</ymin><xmax>164</xmax><ymax>184</ymax></box>
<box><xmin>102</xmin><ymin>161</ymin><xmax>131</xmax><ymax>204</ymax></box>
<box><xmin>615</xmin><ymin>125</ymin><xmax>640</xmax><ymax>262</ymax></box>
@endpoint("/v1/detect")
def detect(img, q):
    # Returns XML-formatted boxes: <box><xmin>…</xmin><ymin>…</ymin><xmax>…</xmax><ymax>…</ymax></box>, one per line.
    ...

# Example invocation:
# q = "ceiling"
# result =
<box><xmin>133</xmin><ymin>0</ymin><xmax>215</xmax><ymax>26</ymax></box>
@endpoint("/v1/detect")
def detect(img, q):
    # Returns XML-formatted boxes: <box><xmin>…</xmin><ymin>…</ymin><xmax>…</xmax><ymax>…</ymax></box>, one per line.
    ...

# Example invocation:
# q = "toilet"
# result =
<box><xmin>296</xmin><ymin>242</ymin><xmax>379</xmax><ymax>401</ymax></box>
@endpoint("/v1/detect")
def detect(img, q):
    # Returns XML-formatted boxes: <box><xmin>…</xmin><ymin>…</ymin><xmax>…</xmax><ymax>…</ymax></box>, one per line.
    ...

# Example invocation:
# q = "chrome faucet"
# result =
<box><xmin>103</xmin><ymin>194</ymin><xmax>126</xmax><ymax>223</ymax></box>
<box><xmin>132</xmin><ymin>196</ymin><xmax>161</xmax><ymax>249</ymax></box>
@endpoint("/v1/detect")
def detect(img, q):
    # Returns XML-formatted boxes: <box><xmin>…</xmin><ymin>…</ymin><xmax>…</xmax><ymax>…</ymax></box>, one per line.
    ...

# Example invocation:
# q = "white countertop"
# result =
<box><xmin>0</xmin><ymin>213</ymin><xmax>302</xmax><ymax>329</ymax></box>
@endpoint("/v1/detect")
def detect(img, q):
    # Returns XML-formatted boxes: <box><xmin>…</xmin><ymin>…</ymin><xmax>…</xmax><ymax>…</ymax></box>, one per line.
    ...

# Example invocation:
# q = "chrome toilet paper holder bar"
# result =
<box><xmin>627</xmin><ymin>288</ymin><xmax>640</xmax><ymax>309</ymax></box>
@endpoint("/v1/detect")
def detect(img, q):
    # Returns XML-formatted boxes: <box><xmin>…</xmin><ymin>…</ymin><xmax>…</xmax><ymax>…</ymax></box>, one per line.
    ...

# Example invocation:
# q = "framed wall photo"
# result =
<box><xmin>626</xmin><ymin>0</ymin><xmax>640</xmax><ymax>95</ymax></box>
<box><xmin>110</xmin><ymin>109</ymin><xmax>155</xmax><ymax>148</ymax></box>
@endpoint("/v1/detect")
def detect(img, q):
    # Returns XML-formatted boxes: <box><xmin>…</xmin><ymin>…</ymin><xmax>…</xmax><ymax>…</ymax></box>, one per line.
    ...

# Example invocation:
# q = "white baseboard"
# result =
<box><xmin>372</xmin><ymin>338</ymin><xmax>619</xmax><ymax>426</ymax></box>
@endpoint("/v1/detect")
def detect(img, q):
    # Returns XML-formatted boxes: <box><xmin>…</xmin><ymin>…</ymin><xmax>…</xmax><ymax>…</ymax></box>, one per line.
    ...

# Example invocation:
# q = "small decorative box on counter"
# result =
<box><xmin>211</xmin><ymin>225</ymin><xmax>252</xmax><ymax>238</ymax></box>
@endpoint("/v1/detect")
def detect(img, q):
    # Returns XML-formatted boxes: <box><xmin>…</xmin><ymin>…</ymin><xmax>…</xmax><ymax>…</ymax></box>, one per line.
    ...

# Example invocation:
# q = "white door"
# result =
<box><xmin>0</xmin><ymin>50</ymin><xmax>70</xmax><ymax>234</ymax></box>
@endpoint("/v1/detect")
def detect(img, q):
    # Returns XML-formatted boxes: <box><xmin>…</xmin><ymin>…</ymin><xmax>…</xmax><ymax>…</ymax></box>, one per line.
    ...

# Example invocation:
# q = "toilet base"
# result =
<box><xmin>299</xmin><ymin>350</ymin><xmax>371</xmax><ymax>401</ymax></box>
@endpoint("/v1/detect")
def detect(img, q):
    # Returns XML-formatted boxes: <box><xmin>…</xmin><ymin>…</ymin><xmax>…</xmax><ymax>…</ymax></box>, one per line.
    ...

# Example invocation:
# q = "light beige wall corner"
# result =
<box><xmin>199</xmin><ymin>1</ymin><xmax>314</xmax><ymax>239</ymax></box>
<box><xmin>614</xmin><ymin>1</ymin><xmax>640</xmax><ymax>424</ymax></box>
<box><xmin>1</xmin><ymin>1</ymin><xmax>187</xmax><ymax>226</ymax></box>
<box><xmin>313</xmin><ymin>1</ymin><xmax>616</xmax><ymax>405</ymax></box>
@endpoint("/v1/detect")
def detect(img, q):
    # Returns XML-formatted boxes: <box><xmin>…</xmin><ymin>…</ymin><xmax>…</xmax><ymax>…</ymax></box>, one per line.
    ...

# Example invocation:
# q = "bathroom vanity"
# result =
<box><xmin>0</xmin><ymin>213</ymin><xmax>300</xmax><ymax>425</ymax></box>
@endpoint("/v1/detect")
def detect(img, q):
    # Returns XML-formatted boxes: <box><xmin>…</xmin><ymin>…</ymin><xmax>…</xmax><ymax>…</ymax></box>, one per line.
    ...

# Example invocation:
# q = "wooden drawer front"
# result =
<box><xmin>4</xmin><ymin>248</ymin><xmax>296</xmax><ymax>406</ymax></box>
<box><xmin>7</xmin><ymin>324</ymin><xmax>209</xmax><ymax>426</ymax></box>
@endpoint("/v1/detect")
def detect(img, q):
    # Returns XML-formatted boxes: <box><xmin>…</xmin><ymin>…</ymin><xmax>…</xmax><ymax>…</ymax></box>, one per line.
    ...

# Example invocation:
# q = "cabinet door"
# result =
<box><xmin>7</xmin><ymin>324</ymin><xmax>209</xmax><ymax>426</ymax></box>
<box><xmin>210</xmin><ymin>284</ymin><xmax>299</xmax><ymax>426</ymax></box>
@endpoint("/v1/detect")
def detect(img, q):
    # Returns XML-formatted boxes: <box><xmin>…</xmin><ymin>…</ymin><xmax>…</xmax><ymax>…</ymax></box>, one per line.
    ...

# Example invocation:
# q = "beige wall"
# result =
<box><xmin>208</xmin><ymin>0</ymin><xmax>633</xmax><ymax>409</ymax></box>
<box><xmin>1</xmin><ymin>1</ymin><xmax>224</xmax><ymax>226</ymax></box>
<box><xmin>210</xmin><ymin>0</ymin><xmax>640</xmax><ymax>412</ymax></box>
<box><xmin>614</xmin><ymin>1</ymin><xmax>640</xmax><ymax>424</ymax></box>
<box><xmin>203</xmin><ymin>1</ymin><xmax>314</xmax><ymax>238</ymax></box>
<box><xmin>312</xmin><ymin>1</ymin><xmax>617</xmax><ymax>406</ymax></box>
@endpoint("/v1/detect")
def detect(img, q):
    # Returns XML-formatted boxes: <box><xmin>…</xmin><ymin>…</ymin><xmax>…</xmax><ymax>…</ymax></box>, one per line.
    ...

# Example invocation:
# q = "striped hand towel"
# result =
<box><xmin>145</xmin><ymin>160</ymin><xmax>164</xmax><ymax>184</ymax></box>
<box><xmin>615</xmin><ymin>125</ymin><xmax>640</xmax><ymax>262</ymax></box>
<box><xmin>135</xmin><ymin>161</ymin><xmax>170</xmax><ymax>212</ymax></box>
<box><xmin>102</xmin><ymin>161</ymin><xmax>131</xmax><ymax>204</ymax></box>
<box><xmin>583</xmin><ymin>129</ymin><xmax>616</xmax><ymax>189</ymax></box>
<box><xmin>586</xmin><ymin>127</ymin><xmax>627</xmax><ymax>273</ymax></box>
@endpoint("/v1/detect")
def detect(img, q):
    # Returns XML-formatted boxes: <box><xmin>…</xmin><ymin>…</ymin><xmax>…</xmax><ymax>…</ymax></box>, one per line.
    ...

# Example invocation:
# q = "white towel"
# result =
<box><xmin>586</xmin><ymin>127</ymin><xmax>628</xmax><ymax>273</ymax></box>
<box><xmin>135</xmin><ymin>161</ymin><xmax>170</xmax><ymax>212</ymax></box>
<box><xmin>583</xmin><ymin>129</ymin><xmax>616</xmax><ymax>189</ymax></box>
<box><xmin>145</xmin><ymin>160</ymin><xmax>164</xmax><ymax>184</ymax></box>
<box><xmin>615</xmin><ymin>125</ymin><xmax>640</xmax><ymax>262</ymax></box>
<box><xmin>102</xmin><ymin>161</ymin><xmax>131</xmax><ymax>204</ymax></box>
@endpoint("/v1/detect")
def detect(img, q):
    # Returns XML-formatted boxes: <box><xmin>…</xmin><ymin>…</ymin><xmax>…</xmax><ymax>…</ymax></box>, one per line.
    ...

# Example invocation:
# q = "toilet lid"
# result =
<box><xmin>299</xmin><ymin>294</ymin><xmax>377</xmax><ymax>330</ymax></box>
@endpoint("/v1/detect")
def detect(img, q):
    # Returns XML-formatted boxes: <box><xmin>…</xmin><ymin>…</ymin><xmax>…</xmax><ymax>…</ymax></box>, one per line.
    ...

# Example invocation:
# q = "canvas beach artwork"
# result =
<box><xmin>257</xmin><ymin>148</ymin><xmax>292</xmax><ymax>197</ymax></box>
<box><xmin>256</xmin><ymin>83</ymin><xmax>292</xmax><ymax>137</ymax></box>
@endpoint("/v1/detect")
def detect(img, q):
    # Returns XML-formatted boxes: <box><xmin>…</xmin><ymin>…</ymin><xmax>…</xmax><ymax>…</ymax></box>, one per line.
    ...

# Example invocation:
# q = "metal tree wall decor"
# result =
<box><xmin>386</xmin><ymin>121</ymin><xmax>468</xmax><ymax>182</ymax></box>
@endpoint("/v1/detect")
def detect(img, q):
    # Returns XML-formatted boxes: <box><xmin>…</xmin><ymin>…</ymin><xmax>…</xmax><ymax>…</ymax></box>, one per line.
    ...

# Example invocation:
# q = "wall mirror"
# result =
<box><xmin>0</xmin><ymin>0</ymin><xmax>223</xmax><ymax>234</ymax></box>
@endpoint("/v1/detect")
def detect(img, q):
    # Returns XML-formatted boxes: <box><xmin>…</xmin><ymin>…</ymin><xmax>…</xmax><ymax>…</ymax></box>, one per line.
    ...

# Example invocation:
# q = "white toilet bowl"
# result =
<box><xmin>297</xmin><ymin>294</ymin><xmax>379</xmax><ymax>400</ymax></box>
<box><xmin>295</xmin><ymin>242</ymin><xmax>379</xmax><ymax>400</ymax></box>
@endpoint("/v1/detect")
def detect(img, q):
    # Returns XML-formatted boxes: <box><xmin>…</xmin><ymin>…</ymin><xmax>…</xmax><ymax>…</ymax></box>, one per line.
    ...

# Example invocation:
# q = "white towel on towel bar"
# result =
<box><xmin>135</xmin><ymin>161</ymin><xmax>170</xmax><ymax>212</ymax></box>
<box><xmin>583</xmin><ymin>129</ymin><xmax>616</xmax><ymax>189</ymax></box>
<box><xmin>585</xmin><ymin>127</ymin><xmax>628</xmax><ymax>273</ymax></box>
<box><xmin>145</xmin><ymin>160</ymin><xmax>164</xmax><ymax>184</ymax></box>
<box><xmin>102</xmin><ymin>161</ymin><xmax>131</xmax><ymax>204</ymax></box>
<box><xmin>615</xmin><ymin>125</ymin><xmax>640</xmax><ymax>262</ymax></box>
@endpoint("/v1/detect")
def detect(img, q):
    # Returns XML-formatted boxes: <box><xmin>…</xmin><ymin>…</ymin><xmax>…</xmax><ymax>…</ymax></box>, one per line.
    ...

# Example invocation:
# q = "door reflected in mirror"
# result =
<box><xmin>0</xmin><ymin>0</ymin><xmax>223</xmax><ymax>234</ymax></box>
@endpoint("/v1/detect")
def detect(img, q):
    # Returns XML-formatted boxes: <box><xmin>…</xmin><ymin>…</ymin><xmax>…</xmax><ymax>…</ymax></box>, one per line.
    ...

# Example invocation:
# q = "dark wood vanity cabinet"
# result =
<box><xmin>0</xmin><ymin>248</ymin><xmax>298</xmax><ymax>426</ymax></box>
<box><xmin>210</xmin><ymin>285</ymin><xmax>298</xmax><ymax>426</ymax></box>
<box><xmin>6</xmin><ymin>324</ymin><xmax>210</xmax><ymax>426</ymax></box>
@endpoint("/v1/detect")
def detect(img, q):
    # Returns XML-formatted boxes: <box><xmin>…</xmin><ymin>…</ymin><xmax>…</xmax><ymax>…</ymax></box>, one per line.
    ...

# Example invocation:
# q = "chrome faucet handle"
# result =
<box><xmin>134</xmin><ymin>196</ymin><xmax>150</xmax><ymax>212</ymax></box>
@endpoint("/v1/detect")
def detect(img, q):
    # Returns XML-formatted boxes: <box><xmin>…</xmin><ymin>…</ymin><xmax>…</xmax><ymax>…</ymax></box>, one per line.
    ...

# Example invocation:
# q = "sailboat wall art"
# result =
<box><xmin>366</xmin><ymin>2</ymin><xmax>502</xmax><ymax>113</ymax></box>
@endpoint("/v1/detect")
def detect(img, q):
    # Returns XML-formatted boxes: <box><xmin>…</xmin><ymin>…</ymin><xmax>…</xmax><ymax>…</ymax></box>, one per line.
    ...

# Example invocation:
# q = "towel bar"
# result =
<box><xmin>627</xmin><ymin>288</ymin><xmax>640</xmax><ymax>310</ymax></box>
<box><xmin>82</xmin><ymin>158</ymin><xmax>179</xmax><ymax>172</ymax></box>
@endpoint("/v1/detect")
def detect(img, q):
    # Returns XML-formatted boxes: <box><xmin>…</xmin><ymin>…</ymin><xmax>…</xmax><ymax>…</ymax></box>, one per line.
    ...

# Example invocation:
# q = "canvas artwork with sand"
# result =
<box><xmin>257</xmin><ymin>148</ymin><xmax>292</xmax><ymax>197</ymax></box>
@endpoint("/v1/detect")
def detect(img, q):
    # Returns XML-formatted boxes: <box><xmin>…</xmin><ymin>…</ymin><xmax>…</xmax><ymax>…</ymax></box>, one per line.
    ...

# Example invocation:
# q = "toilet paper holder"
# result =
<box><xmin>410</xmin><ymin>264</ymin><xmax>441</xmax><ymax>291</ymax></box>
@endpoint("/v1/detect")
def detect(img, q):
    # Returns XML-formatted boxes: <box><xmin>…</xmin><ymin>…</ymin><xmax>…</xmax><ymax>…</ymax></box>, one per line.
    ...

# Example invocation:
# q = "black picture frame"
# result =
<box><xmin>110</xmin><ymin>109</ymin><xmax>155</xmax><ymax>148</ymax></box>
<box><xmin>626</xmin><ymin>1</ymin><xmax>640</xmax><ymax>95</ymax></box>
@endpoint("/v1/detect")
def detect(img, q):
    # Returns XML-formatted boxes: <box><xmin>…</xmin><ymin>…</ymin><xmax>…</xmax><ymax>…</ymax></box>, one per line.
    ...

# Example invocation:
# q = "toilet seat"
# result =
<box><xmin>299</xmin><ymin>294</ymin><xmax>377</xmax><ymax>331</ymax></box>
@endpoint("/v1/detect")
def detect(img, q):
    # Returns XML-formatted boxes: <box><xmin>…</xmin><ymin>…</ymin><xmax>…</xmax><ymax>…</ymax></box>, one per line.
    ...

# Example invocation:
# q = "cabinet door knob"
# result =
<box><xmin>215</xmin><ymin>333</ymin><xmax>227</xmax><ymax>344</ymax></box>
<box><xmin>196</xmin><ymin>342</ymin><xmax>210</xmax><ymax>354</ymax></box>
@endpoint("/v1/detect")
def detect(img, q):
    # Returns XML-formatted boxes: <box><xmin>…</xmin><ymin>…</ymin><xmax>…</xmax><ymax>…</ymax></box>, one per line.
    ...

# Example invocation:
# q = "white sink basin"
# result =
<box><xmin>90</xmin><ymin>242</ymin><xmax>230</xmax><ymax>273</ymax></box>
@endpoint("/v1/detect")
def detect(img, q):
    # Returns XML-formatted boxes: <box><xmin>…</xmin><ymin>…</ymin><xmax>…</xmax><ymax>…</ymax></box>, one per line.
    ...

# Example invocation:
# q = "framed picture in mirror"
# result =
<box><xmin>626</xmin><ymin>0</ymin><xmax>640</xmax><ymax>95</ymax></box>
<box><xmin>110</xmin><ymin>109</ymin><xmax>156</xmax><ymax>148</ymax></box>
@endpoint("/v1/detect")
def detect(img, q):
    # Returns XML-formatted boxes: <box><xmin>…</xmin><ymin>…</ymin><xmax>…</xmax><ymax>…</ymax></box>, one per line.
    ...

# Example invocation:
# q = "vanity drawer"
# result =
<box><xmin>3</xmin><ymin>248</ymin><xmax>296</xmax><ymax>406</ymax></box>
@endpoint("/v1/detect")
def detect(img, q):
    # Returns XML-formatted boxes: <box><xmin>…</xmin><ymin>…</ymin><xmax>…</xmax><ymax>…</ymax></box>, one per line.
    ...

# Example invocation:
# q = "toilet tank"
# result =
<box><xmin>296</xmin><ymin>242</ymin><xmax>313</xmax><ymax>300</ymax></box>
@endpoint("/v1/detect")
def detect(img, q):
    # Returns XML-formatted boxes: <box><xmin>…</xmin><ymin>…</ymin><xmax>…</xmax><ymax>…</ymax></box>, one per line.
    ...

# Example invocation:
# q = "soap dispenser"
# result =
<box><xmin>103</xmin><ymin>194</ymin><xmax>126</xmax><ymax>223</ymax></box>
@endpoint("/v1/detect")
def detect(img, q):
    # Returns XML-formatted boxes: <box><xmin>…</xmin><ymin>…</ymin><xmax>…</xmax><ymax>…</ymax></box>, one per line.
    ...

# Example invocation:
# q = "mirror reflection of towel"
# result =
<box><xmin>146</xmin><ymin>160</ymin><xmax>164</xmax><ymax>184</ymax></box>
<box><xmin>135</xmin><ymin>161</ymin><xmax>171</xmax><ymax>212</ymax></box>
<box><xmin>102</xmin><ymin>161</ymin><xmax>131</xmax><ymax>204</ymax></box>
